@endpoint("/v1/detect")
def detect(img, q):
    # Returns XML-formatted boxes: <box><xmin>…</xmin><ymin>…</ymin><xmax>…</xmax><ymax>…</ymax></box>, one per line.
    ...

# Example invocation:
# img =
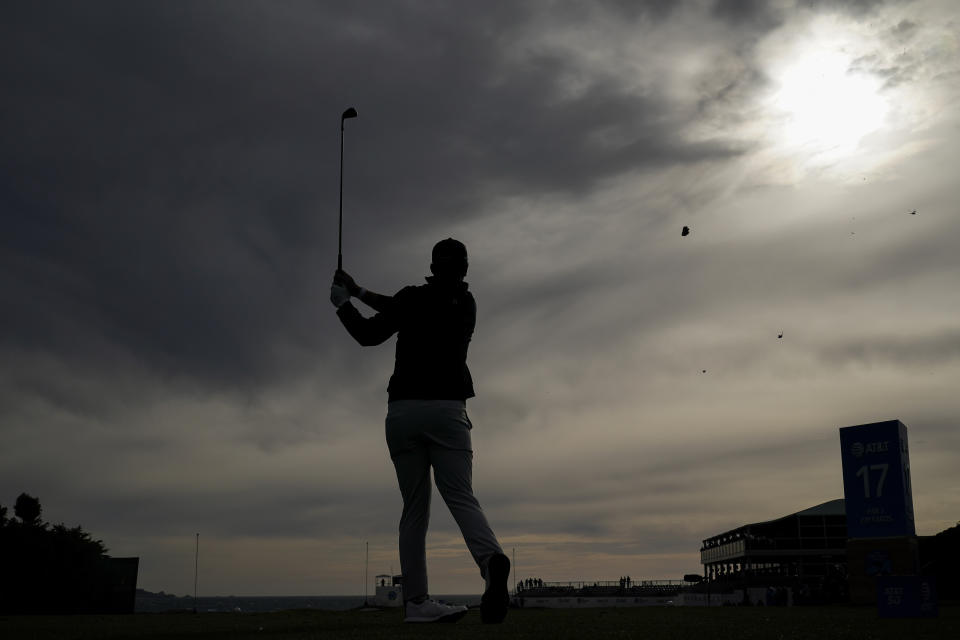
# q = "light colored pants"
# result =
<box><xmin>385</xmin><ymin>399</ymin><xmax>503</xmax><ymax>602</ymax></box>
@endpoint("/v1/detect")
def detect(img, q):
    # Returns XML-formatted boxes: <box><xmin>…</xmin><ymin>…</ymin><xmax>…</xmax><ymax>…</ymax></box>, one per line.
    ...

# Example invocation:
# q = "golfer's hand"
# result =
<box><xmin>335</xmin><ymin>269</ymin><xmax>361</xmax><ymax>296</ymax></box>
<box><xmin>330</xmin><ymin>282</ymin><xmax>350</xmax><ymax>308</ymax></box>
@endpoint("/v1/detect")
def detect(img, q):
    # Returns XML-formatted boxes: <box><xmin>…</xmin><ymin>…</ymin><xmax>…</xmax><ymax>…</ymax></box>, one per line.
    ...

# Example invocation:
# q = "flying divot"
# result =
<box><xmin>681</xmin><ymin>226</ymin><xmax>690</xmax><ymax>237</ymax></box>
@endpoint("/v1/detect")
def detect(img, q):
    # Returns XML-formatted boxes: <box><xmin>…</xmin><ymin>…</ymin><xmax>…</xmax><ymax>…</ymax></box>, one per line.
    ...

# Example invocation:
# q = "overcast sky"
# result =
<box><xmin>2</xmin><ymin>0</ymin><xmax>959</xmax><ymax>597</ymax></box>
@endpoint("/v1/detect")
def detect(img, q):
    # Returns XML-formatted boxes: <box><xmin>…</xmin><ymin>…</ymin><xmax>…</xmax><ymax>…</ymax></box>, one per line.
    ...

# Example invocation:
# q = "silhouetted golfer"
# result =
<box><xmin>331</xmin><ymin>238</ymin><xmax>510</xmax><ymax>624</ymax></box>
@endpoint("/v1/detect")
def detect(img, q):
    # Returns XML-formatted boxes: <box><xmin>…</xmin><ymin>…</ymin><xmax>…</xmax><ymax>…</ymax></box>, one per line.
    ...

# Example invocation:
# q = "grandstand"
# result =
<box><xmin>699</xmin><ymin>499</ymin><xmax>848</xmax><ymax>604</ymax></box>
<box><xmin>511</xmin><ymin>496</ymin><xmax>957</xmax><ymax>608</ymax></box>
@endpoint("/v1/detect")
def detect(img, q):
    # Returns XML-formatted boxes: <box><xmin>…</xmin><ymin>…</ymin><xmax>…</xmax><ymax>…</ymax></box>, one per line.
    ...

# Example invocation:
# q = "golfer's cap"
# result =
<box><xmin>432</xmin><ymin>238</ymin><xmax>468</xmax><ymax>263</ymax></box>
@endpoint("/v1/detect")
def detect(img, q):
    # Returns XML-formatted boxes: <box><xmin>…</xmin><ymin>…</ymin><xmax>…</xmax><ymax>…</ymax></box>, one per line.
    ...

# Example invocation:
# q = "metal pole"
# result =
<box><xmin>364</xmin><ymin>541</ymin><xmax>369</xmax><ymax>606</ymax></box>
<box><xmin>194</xmin><ymin>533</ymin><xmax>199</xmax><ymax>612</ymax></box>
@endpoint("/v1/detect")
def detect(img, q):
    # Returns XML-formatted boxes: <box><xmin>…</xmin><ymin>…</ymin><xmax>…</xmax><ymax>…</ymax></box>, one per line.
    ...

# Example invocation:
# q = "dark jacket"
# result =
<box><xmin>336</xmin><ymin>277</ymin><xmax>476</xmax><ymax>402</ymax></box>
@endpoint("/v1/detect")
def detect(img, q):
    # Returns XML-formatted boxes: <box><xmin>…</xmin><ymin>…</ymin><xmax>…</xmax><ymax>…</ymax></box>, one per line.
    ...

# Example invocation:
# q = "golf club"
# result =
<box><xmin>339</xmin><ymin>107</ymin><xmax>358</xmax><ymax>271</ymax></box>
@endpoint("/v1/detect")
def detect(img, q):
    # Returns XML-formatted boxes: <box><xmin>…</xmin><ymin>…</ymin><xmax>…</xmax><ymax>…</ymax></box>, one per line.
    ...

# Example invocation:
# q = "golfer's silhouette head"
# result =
<box><xmin>430</xmin><ymin>238</ymin><xmax>468</xmax><ymax>282</ymax></box>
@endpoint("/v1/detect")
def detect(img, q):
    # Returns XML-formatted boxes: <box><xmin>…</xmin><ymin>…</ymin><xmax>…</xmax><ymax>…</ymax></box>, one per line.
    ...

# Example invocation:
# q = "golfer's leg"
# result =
<box><xmin>391</xmin><ymin>447</ymin><xmax>432</xmax><ymax>602</ymax></box>
<box><xmin>432</xmin><ymin>445</ymin><xmax>503</xmax><ymax>581</ymax></box>
<box><xmin>387</xmin><ymin>401</ymin><xmax>435</xmax><ymax>602</ymax></box>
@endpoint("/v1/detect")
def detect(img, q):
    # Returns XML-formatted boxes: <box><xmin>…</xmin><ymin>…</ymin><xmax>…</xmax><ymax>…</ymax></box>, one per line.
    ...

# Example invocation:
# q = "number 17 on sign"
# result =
<box><xmin>856</xmin><ymin>463</ymin><xmax>889</xmax><ymax>498</ymax></box>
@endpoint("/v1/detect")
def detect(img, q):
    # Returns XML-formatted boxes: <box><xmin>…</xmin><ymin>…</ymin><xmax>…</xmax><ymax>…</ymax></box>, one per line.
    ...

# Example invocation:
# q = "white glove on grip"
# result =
<box><xmin>330</xmin><ymin>283</ymin><xmax>350</xmax><ymax>308</ymax></box>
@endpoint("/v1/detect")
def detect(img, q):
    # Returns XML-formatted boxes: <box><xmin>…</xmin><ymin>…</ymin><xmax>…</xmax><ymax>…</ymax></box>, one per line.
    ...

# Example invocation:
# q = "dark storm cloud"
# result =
<box><xmin>711</xmin><ymin>0</ymin><xmax>782</xmax><ymax>28</ymax></box>
<box><xmin>338</xmin><ymin>3</ymin><xmax>750</xmax><ymax>220</ymax></box>
<box><xmin>595</xmin><ymin>0</ymin><xmax>680</xmax><ymax>21</ymax></box>
<box><xmin>1</xmin><ymin>1</ymin><xmax>753</xmax><ymax>396</ymax></box>
<box><xmin>2</xmin><ymin>2</ymin><xmax>345</xmax><ymax>390</ymax></box>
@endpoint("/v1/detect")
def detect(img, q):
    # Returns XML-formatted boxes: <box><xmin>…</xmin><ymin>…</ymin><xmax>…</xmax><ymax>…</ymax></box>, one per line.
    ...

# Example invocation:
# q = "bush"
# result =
<box><xmin>0</xmin><ymin>492</ymin><xmax>113</xmax><ymax>614</ymax></box>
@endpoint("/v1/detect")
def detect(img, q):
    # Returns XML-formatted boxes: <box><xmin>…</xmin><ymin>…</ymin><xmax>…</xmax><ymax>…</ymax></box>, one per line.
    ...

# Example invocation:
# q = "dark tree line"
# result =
<box><xmin>919</xmin><ymin>521</ymin><xmax>960</xmax><ymax>600</ymax></box>
<box><xmin>0</xmin><ymin>493</ymin><xmax>124</xmax><ymax>614</ymax></box>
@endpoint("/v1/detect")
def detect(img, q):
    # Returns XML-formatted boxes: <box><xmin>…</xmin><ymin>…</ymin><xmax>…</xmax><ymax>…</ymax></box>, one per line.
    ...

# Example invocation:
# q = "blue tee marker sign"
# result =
<box><xmin>839</xmin><ymin>420</ymin><xmax>915</xmax><ymax>538</ymax></box>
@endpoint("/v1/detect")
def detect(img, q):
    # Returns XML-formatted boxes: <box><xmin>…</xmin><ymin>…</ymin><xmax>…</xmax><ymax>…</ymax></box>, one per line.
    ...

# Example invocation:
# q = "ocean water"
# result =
<box><xmin>135</xmin><ymin>594</ymin><xmax>482</xmax><ymax>613</ymax></box>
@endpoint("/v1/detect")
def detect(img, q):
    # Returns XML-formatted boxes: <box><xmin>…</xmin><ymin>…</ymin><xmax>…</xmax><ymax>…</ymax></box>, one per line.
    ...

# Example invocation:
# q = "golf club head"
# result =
<box><xmin>342</xmin><ymin>107</ymin><xmax>358</xmax><ymax>121</ymax></box>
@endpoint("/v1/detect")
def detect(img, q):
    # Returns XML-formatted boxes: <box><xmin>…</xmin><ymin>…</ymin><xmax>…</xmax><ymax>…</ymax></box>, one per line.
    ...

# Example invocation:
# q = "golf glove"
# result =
<box><xmin>330</xmin><ymin>283</ymin><xmax>350</xmax><ymax>308</ymax></box>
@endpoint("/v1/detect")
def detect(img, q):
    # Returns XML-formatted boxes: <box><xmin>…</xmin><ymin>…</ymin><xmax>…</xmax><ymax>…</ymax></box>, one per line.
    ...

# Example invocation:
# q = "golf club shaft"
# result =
<box><xmin>338</xmin><ymin>108</ymin><xmax>356</xmax><ymax>272</ymax></box>
<box><xmin>338</xmin><ymin>120</ymin><xmax>344</xmax><ymax>271</ymax></box>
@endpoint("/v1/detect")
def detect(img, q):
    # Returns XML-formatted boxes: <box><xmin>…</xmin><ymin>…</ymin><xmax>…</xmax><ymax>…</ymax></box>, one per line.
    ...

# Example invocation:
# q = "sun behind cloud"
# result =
<box><xmin>771</xmin><ymin>49</ymin><xmax>888</xmax><ymax>155</ymax></box>
<box><xmin>763</xmin><ymin>16</ymin><xmax>890</xmax><ymax>167</ymax></box>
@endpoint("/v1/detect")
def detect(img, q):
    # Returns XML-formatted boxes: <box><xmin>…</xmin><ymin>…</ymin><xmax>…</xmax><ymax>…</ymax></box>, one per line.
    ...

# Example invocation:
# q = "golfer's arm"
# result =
<box><xmin>356</xmin><ymin>289</ymin><xmax>391</xmax><ymax>313</ymax></box>
<box><xmin>336</xmin><ymin>302</ymin><xmax>397</xmax><ymax>346</ymax></box>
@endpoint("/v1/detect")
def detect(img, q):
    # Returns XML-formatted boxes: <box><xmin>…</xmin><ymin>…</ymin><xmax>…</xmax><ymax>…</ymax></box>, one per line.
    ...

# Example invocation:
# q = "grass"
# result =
<box><xmin>3</xmin><ymin>605</ymin><xmax>957</xmax><ymax>640</ymax></box>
